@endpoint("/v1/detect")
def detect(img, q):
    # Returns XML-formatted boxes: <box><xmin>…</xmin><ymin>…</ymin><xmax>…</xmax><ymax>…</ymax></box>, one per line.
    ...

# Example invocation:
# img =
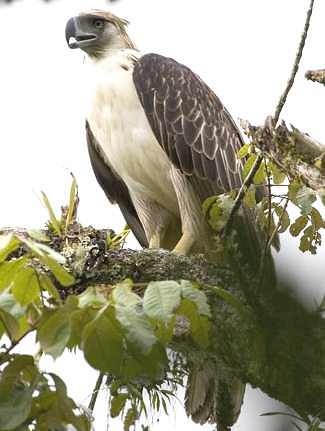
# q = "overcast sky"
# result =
<box><xmin>1</xmin><ymin>0</ymin><xmax>324</xmax><ymax>430</ymax></box>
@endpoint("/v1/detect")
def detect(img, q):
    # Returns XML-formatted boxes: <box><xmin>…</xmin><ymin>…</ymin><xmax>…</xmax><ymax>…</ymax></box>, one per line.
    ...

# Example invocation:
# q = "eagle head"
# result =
<box><xmin>65</xmin><ymin>10</ymin><xmax>136</xmax><ymax>58</ymax></box>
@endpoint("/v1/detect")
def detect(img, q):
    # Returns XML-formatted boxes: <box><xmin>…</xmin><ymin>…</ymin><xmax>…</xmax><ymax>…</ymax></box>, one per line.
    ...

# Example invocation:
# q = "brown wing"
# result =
<box><xmin>133</xmin><ymin>54</ymin><xmax>279</xmax><ymax>261</ymax></box>
<box><xmin>133</xmin><ymin>53</ymin><xmax>245</xmax><ymax>200</ymax></box>
<box><xmin>86</xmin><ymin>121</ymin><xmax>148</xmax><ymax>247</ymax></box>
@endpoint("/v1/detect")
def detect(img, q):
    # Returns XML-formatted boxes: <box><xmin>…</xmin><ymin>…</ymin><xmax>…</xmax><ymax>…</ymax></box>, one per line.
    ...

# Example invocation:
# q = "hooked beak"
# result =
<box><xmin>65</xmin><ymin>17</ymin><xmax>97</xmax><ymax>49</ymax></box>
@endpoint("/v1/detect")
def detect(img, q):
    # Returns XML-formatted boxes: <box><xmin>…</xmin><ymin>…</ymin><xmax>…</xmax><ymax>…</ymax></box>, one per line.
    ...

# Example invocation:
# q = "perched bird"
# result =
<box><xmin>65</xmin><ymin>10</ymin><xmax>278</xmax><ymax>428</ymax></box>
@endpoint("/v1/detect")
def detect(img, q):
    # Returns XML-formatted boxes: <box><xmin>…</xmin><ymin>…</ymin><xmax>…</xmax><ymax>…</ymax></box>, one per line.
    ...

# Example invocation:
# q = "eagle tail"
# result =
<box><xmin>185</xmin><ymin>360</ymin><xmax>245</xmax><ymax>429</ymax></box>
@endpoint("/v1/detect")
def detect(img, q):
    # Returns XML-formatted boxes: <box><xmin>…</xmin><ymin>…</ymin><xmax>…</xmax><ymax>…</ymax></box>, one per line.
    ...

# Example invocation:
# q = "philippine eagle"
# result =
<box><xmin>65</xmin><ymin>9</ymin><xmax>278</xmax><ymax>429</ymax></box>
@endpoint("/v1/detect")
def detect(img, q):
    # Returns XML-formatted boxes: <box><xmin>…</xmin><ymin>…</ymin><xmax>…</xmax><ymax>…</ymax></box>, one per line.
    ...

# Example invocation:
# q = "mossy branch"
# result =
<box><xmin>50</xmin><ymin>227</ymin><xmax>325</xmax><ymax>421</ymax></box>
<box><xmin>241</xmin><ymin>118</ymin><xmax>325</xmax><ymax>191</ymax></box>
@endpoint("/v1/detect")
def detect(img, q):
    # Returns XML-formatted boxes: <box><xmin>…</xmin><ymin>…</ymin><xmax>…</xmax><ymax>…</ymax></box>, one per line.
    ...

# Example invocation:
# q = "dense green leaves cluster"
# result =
<box><xmin>204</xmin><ymin>145</ymin><xmax>325</xmax><ymax>255</ymax></box>
<box><xmin>0</xmin><ymin>232</ymin><xmax>90</xmax><ymax>430</ymax></box>
<box><xmin>0</xmin><ymin>355</ymin><xmax>91</xmax><ymax>431</ymax></box>
<box><xmin>288</xmin><ymin>184</ymin><xmax>325</xmax><ymax>254</ymax></box>
<box><xmin>0</xmin><ymin>232</ymin><xmax>211</xmax><ymax>430</ymax></box>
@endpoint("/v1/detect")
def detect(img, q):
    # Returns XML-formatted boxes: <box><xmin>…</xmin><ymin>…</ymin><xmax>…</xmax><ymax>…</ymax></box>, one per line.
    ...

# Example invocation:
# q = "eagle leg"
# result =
<box><xmin>131</xmin><ymin>195</ymin><xmax>180</xmax><ymax>250</ymax></box>
<box><xmin>148</xmin><ymin>229</ymin><xmax>164</xmax><ymax>248</ymax></box>
<box><xmin>172</xmin><ymin>231</ymin><xmax>195</xmax><ymax>255</ymax></box>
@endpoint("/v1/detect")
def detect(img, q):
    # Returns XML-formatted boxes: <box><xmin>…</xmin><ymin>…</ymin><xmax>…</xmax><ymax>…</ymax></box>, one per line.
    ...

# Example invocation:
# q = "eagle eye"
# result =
<box><xmin>93</xmin><ymin>19</ymin><xmax>105</xmax><ymax>29</ymax></box>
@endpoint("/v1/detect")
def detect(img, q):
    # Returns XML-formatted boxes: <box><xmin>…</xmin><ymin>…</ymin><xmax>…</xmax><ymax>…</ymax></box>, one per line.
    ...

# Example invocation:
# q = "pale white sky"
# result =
<box><xmin>1</xmin><ymin>0</ymin><xmax>324</xmax><ymax>430</ymax></box>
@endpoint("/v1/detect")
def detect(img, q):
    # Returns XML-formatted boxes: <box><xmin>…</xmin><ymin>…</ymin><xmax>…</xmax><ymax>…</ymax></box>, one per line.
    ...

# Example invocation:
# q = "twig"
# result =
<box><xmin>225</xmin><ymin>0</ymin><xmax>315</xmax><ymax>235</ymax></box>
<box><xmin>264</xmin><ymin>159</ymin><xmax>273</xmax><ymax>246</ymax></box>
<box><xmin>259</xmin><ymin>197</ymin><xmax>290</xmax><ymax>278</ymax></box>
<box><xmin>88</xmin><ymin>372</ymin><xmax>104</xmax><ymax>412</ymax></box>
<box><xmin>0</xmin><ymin>327</ymin><xmax>35</xmax><ymax>358</ymax></box>
<box><xmin>224</xmin><ymin>154</ymin><xmax>263</xmax><ymax>236</ymax></box>
<box><xmin>273</xmin><ymin>0</ymin><xmax>315</xmax><ymax>125</ymax></box>
<box><xmin>267</xmin><ymin>197</ymin><xmax>289</xmax><ymax>252</ymax></box>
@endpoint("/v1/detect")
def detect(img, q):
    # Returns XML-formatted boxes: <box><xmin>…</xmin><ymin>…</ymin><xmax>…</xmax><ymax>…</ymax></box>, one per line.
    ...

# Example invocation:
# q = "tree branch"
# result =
<box><xmin>226</xmin><ymin>0</ymin><xmax>314</xmax><ymax>233</ymax></box>
<box><xmin>58</xmin><ymin>233</ymin><xmax>325</xmax><ymax>420</ymax></box>
<box><xmin>240</xmin><ymin>118</ymin><xmax>325</xmax><ymax>191</ymax></box>
<box><xmin>273</xmin><ymin>0</ymin><xmax>314</xmax><ymax>124</ymax></box>
<box><xmin>305</xmin><ymin>69</ymin><xmax>325</xmax><ymax>86</ymax></box>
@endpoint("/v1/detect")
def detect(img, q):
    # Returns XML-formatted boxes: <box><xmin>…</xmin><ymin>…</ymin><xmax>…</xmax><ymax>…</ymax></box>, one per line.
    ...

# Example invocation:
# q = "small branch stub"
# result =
<box><xmin>305</xmin><ymin>69</ymin><xmax>325</xmax><ymax>85</ymax></box>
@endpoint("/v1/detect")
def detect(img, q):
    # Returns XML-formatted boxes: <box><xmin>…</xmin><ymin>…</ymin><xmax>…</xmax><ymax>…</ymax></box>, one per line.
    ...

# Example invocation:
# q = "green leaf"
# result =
<box><xmin>154</xmin><ymin>317</ymin><xmax>175</xmax><ymax>345</ymax></box>
<box><xmin>289</xmin><ymin>215</ymin><xmax>309</xmax><ymax>237</ymax></box>
<box><xmin>0</xmin><ymin>307</ymin><xmax>20</xmax><ymax>339</ymax></box>
<box><xmin>0</xmin><ymin>385</ymin><xmax>34</xmax><ymax>429</ymax></box>
<box><xmin>28</xmin><ymin>230</ymin><xmax>50</xmax><ymax>242</ymax></box>
<box><xmin>0</xmin><ymin>256</ymin><xmax>28</xmax><ymax>291</ymax></box>
<box><xmin>180</xmin><ymin>280</ymin><xmax>211</xmax><ymax>317</ymax></box>
<box><xmin>82</xmin><ymin>307</ymin><xmax>123</xmax><ymax>373</ymax></box>
<box><xmin>67</xmin><ymin>307</ymin><xmax>96</xmax><ymax>349</ymax></box>
<box><xmin>269</xmin><ymin>162</ymin><xmax>286</xmax><ymax>184</ymax></box>
<box><xmin>0</xmin><ymin>356</ymin><xmax>38</xmax><ymax>428</ymax></box>
<box><xmin>256</xmin><ymin>198</ymin><xmax>268</xmax><ymax>228</ymax></box>
<box><xmin>238</xmin><ymin>143</ymin><xmax>250</xmax><ymax>159</ymax></box>
<box><xmin>288</xmin><ymin>180</ymin><xmax>301</xmax><ymax>204</ymax></box>
<box><xmin>113</xmin><ymin>280</ymin><xmax>141</xmax><ymax>308</ymax></box>
<box><xmin>37</xmin><ymin>307</ymin><xmax>72</xmax><ymax>359</ymax></box>
<box><xmin>243</xmin><ymin>184</ymin><xmax>256</xmax><ymax>208</ymax></box>
<box><xmin>50</xmin><ymin>373</ymin><xmax>90</xmax><ymax>431</ymax></box>
<box><xmin>202</xmin><ymin>195</ymin><xmax>218</xmax><ymax>216</ymax></box>
<box><xmin>78</xmin><ymin>287</ymin><xmax>107</xmax><ymax>308</ymax></box>
<box><xmin>177</xmin><ymin>299</ymin><xmax>210</xmax><ymax>348</ymax></box>
<box><xmin>296</xmin><ymin>186</ymin><xmax>316</xmax><ymax>215</ymax></box>
<box><xmin>253</xmin><ymin>161</ymin><xmax>265</xmax><ymax>185</ymax></box>
<box><xmin>121</xmin><ymin>359</ymin><xmax>142</xmax><ymax>379</ymax></box>
<box><xmin>20</xmin><ymin>238</ymin><xmax>74</xmax><ymax>287</ymax></box>
<box><xmin>30</xmin><ymin>389</ymin><xmax>60</xmax><ymax>429</ymax></box>
<box><xmin>127</xmin><ymin>342</ymin><xmax>168</xmax><ymax>379</ymax></box>
<box><xmin>42</xmin><ymin>191</ymin><xmax>62</xmax><ymax>237</ymax></box>
<box><xmin>243</xmin><ymin>153</ymin><xmax>258</xmax><ymax>179</ymax></box>
<box><xmin>299</xmin><ymin>234</ymin><xmax>312</xmax><ymax>253</ymax></box>
<box><xmin>41</xmin><ymin>256</ymin><xmax>74</xmax><ymax>287</ymax></box>
<box><xmin>310</xmin><ymin>207</ymin><xmax>324</xmax><ymax>230</ymax></box>
<box><xmin>39</xmin><ymin>273</ymin><xmax>60</xmax><ymax>298</ymax></box>
<box><xmin>34</xmin><ymin>243</ymin><xmax>66</xmax><ymax>264</ymax></box>
<box><xmin>0</xmin><ymin>355</ymin><xmax>34</xmax><ymax>402</ymax></box>
<box><xmin>0</xmin><ymin>233</ymin><xmax>20</xmax><ymax>263</ymax></box>
<box><xmin>143</xmin><ymin>280</ymin><xmax>181</xmax><ymax>322</ymax></box>
<box><xmin>219</xmin><ymin>195</ymin><xmax>235</xmax><ymax>217</ymax></box>
<box><xmin>161</xmin><ymin>396</ymin><xmax>168</xmax><ymax>415</ymax></box>
<box><xmin>11</xmin><ymin>267</ymin><xmax>40</xmax><ymax>306</ymax></box>
<box><xmin>110</xmin><ymin>393</ymin><xmax>129</xmax><ymax>418</ymax></box>
<box><xmin>208</xmin><ymin>200</ymin><xmax>225</xmax><ymax>231</ymax></box>
<box><xmin>65</xmin><ymin>176</ymin><xmax>77</xmax><ymax>232</ymax></box>
<box><xmin>273</xmin><ymin>205</ymin><xmax>290</xmax><ymax>234</ymax></box>
<box><xmin>115</xmin><ymin>305</ymin><xmax>156</xmax><ymax>355</ymax></box>
<box><xmin>123</xmin><ymin>407</ymin><xmax>138</xmax><ymax>431</ymax></box>
<box><xmin>0</xmin><ymin>291</ymin><xmax>26</xmax><ymax>322</ymax></box>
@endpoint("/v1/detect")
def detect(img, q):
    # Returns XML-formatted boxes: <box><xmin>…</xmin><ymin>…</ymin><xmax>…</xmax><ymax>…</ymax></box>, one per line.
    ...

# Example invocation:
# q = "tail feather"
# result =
<box><xmin>185</xmin><ymin>360</ymin><xmax>245</xmax><ymax>429</ymax></box>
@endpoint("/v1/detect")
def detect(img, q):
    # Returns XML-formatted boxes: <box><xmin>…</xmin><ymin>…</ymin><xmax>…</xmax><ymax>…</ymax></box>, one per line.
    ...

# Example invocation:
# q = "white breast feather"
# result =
<box><xmin>84</xmin><ymin>50</ymin><xmax>179</xmax><ymax>215</ymax></box>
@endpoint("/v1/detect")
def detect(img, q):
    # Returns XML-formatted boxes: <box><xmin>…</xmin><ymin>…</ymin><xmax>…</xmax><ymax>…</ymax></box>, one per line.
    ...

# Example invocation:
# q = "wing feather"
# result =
<box><xmin>133</xmin><ymin>53</ymin><xmax>244</xmax><ymax>198</ymax></box>
<box><xmin>132</xmin><ymin>54</ymin><xmax>279</xmax><ymax>255</ymax></box>
<box><xmin>85</xmin><ymin>121</ymin><xmax>148</xmax><ymax>247</ymax></box>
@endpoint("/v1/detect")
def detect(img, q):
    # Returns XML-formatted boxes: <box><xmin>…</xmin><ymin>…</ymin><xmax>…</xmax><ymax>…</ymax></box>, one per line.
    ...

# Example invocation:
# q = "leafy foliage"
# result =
<box><xmin>204</xmin><ymin>144</ymin><xmax>325</xmax><ymax>255</ymax></box>
<box><xmin>0</xmin><ymin>211</ymin><xmax>212</xmax><ymax>430</ymax></box>
<box><xmin>0</xmin><ymin>354</ymin><xmax>91</xmax><ymax>431</ymax></box>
